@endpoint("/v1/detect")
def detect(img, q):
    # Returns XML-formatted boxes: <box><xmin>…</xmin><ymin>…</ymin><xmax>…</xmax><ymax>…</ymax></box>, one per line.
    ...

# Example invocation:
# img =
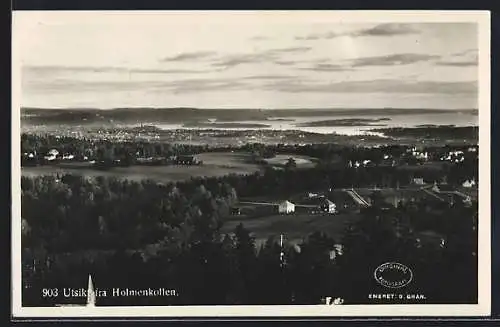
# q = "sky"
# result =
<box><xmin>14</xmin><ymin>12</ymin><xmax>480</xmax><ymax>109</ymax></box>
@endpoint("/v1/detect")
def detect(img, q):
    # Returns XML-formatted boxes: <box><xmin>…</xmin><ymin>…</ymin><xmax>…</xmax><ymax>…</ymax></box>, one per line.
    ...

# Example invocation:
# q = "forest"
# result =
<box><xmin>22</xmin><ymin>161</ymin><xmax>478</xmax><ymax>306</ymax></box>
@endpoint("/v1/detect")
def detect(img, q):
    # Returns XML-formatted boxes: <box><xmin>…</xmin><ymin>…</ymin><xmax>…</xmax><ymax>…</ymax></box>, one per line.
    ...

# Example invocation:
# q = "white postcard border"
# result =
<box><xmin>11</xmin><ymin>10</ymin><xmax>491</xmax><ymax>318</ymax></box>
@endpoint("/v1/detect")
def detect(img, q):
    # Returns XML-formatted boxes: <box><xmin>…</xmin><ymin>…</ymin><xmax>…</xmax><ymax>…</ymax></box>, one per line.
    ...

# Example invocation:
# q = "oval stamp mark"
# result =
<box><xmin>374</xmin><ymin>262</ymin><xmax>413</xmax><ymax>289</ymax></box>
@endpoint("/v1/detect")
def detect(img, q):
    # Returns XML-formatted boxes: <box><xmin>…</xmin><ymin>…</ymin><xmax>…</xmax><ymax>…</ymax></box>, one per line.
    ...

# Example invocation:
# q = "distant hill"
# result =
<box><xmin>21</xmin><ymin>107</ymin><xmax>478</xmax><ymax>125</ymax></box>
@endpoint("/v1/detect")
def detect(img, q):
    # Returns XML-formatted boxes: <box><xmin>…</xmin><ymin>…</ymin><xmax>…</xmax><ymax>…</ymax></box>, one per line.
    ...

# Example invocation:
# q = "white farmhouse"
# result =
<box><xmin>412</xmin><ymin>177</ymin><xmax>425</xmax><ymax>185</ymax></box>
<box><xmin>44</xmin><ymin>149</ymin><xmax>59</xmax><ymax>161</ymax></box>
<box><xmin>320</xmin><ymin>199</ymin><xmax>337</xmax><ymax>214</ymax></box>
<box><xmin>48</xmin><ymin>149</ymin><xmax>59</xmax><ymax>156</ymax></box>
<box><xmin>278</xmin><ymin>200</ymin><xmax>295</xmax><ymax>214</ymax></box>
<box><xmin>63</xmin><ymin>154</ymin><xmax>75</xmax><ymax>160</ymax></box>
<box><xmin>462</xmin><ymin>179</ymin><xmax>476</xmax><ymax>188</ymax></box>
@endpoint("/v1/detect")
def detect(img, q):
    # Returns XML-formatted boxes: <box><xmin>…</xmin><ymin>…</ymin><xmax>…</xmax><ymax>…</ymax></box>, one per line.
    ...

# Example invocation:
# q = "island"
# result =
<box><xmin>182</xmin><ymin>122</ymin><xmax>272</xmax><ymax>128</ymax></box>
<box><xmin>296</xmin><ymin>118</ymin><xmax>391</xmax><ymax>127</ymax></box>
<box><xmin>265</xmin><ymin>118</ymin><xmax>296</xmax><ymax>122</ymax></box>
<box><xmin>415</xmin><ymin>124</ymin><xmax>456</xmax><ymax>128</ymax></box>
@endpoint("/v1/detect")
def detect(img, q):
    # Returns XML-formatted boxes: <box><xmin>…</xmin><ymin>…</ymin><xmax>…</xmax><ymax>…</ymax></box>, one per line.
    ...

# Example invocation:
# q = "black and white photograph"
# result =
<box><xmin>12</xmin><ymin>11</ymin><xmax>491</xmax><ymax>317</ymax></box>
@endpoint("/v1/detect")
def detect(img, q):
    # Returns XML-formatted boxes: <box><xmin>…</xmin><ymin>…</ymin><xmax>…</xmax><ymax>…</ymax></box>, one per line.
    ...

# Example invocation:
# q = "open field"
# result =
<box><xmin>21</xmin><ymin>152</ymin><xmax>263</xmax><ymax>182</ymax></box>
<box><xmin>225</xmin><ymin>189</ymin><xmax>362</xmax><ymax>246</ymax></box>
<box><xmin>221</xmin><ymin>212</ymin><xmax>360</xmax><ymax>247</ymax></box>
<box><xmin>240</xmin><ymin>189</ymin><xmax>350</xmax><ymax>204</ymax></box>
<box><xmin>240</xmin><ymin>190</ymin><xmax>359</xmax><ymax>212</ymax></box>
<box><xmin>262</xmin><ymin>154</ymin><xmax>317</xmax><ymax>168</ymax></box>
<box><xmin>354</xmin><ymin>187</ymin><xmax>436</xmax><ymax>203</ymax></box>
<box><xmin>195</xmin><ymin>152</ymin><xmax>259</xmax><ymax>168</ymax></box>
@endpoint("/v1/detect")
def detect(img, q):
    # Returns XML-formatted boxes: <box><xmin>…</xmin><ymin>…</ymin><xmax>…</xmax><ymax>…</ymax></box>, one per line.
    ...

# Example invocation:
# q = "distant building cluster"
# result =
<box><xmin>277</xmin><ymin>194</ymin><xmax>338</xmax><ymax>216</ymax></box>
<box><xmin>37</xmin><ymin>149</ymin><xmax>76</xmax><ymax>162</ymax></box>
<box><xmin>407</xmin><ymin>146</ymin><xmax>429</xmax><ymax>160</ymax></box>
<box><xmin>462</xmin><ymin>178</ymin><xmax>476</xmax><ymax>188</ymax></box>
<box><xmin>23</xmin><ymin>146</ymin><xmax>203</xmax><ymax>167</ymax></box>
<box><xmin>440</xmin><ymin>150</ymin><xmax>465</xmax><ymax>163</ymax></box>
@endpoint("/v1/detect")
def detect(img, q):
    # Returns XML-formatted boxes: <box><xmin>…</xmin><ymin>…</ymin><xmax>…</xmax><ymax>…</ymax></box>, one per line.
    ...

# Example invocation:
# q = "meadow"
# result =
<box><xmin>21</xmin><ymin>151</ymin><xmax>319</xmax><ymax>182</ymax></box>
<box><xmin>21</xmin><ymin>152</ymin><xmax>263</xmax><ymax>182</ymax></box>
<box><xmin>221</xmin><ymin>212</ymin><xmax>360</xmax><ymax>247</ymax></box>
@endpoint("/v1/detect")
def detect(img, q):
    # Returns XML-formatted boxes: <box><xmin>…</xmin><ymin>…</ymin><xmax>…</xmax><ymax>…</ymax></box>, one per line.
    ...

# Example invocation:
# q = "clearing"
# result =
<box><xmin>221</xmin><ymin>212</ymin><xmax>360</xmax><ymax>247</ymax></box>
<box><xmin>21</xmin><ymin>152</ymin><xmax>263</xmax><ymax>182</ymax></box>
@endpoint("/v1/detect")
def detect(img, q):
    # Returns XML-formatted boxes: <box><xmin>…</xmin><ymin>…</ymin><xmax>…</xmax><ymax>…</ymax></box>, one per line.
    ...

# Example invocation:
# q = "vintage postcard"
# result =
<box><xmin>11</xmin><ymin>10</ymin><xmax>491</xmax><ymax>318</ymax></box>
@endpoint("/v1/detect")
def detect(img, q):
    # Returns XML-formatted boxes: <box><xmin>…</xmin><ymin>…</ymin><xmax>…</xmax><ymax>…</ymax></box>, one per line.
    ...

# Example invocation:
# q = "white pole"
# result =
<box><xmin>87</xmin><ymin>274</ymin><xmax>96</xmax><ymax>307</ymax></box>
<box><xmin>280</xmin><ymin>234</ymin><xmax>285</xmax><ymax>267</ymax></box>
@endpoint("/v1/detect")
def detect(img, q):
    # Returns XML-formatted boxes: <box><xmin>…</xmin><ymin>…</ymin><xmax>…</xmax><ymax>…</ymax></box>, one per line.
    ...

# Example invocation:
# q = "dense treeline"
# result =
<box><xmin>21</xmin><ymin>133</ymin><xmax>211</xmax><ymax>164</ymax></box>
<box><xmin>22</xmin><ymin>163</ymin><xmax>478</xmax><ymax>305</ymax></box>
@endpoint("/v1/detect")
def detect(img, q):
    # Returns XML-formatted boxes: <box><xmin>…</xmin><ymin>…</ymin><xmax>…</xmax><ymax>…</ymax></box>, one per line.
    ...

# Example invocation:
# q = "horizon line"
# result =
<box><xmin>21</xmin><ymin>107</ymin><xmax>479</xmax><ymax>111</ymax></box>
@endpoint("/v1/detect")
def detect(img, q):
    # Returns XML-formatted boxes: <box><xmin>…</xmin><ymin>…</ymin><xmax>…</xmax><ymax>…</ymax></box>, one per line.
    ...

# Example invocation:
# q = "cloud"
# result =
<box><xmin>348</xmin><ymin>53</ymin><xmax>440</xmax><ymax>67</ymax></box>
<box><xmin>295</xmin><ymin>31</ymin><xmax>338</xmax><ymax>41</ymax></box>
<box><xmin>299</xmin><ymin>63</ymin><xmax>354</xmax><ymax>72</ymax></box>
<box><xmin>267</xmin><ymin>46</ymin><xmax>312</xmax><ymax>54</ymax></box>
<box><xmin>212</xmin><ymin>47</ymin><xmax>312</xmax><ymax>69</ymax></box>
<box><xmin>435</xmin><ymin>49</ymin><xmax>478</xmax><ymax>67</ymax></box>
<box><xmin>250</xmin><ymin>36</ymin><xmax>269</xmax><ymax>41</ymax></box>
<box><xmin>262</xmin><ymin>79</ymin><xmax>477</xmax><ymax>94</ymax></box>
<box><xmin>435</xmin><ymin>61</ymin><xmax>478</xmax><ymax>67</ymax></box>
<box><xmin>243</xmin><ymin>75</ymin><xmax>294</xmax><ymax>80</ymax></box>
<box><xmin>273</xmin><ymin>58</ymin><xmax>327</xmax><ymax>66</ymax></box>
<box><xmin>273</xmin><ymin>60</ymin><xmax>298</xmax><ymax>66</ymax></box>
<box><xmin>353</xmin><ymin>23</ymin><xmax>420</xmax><ymax>37</ymax></box>
<box><xmin>451</xmin><ymin>49</ymin><xmax>478</xmax><ymax>57</ymax></box>
<box><xmin>25</xmin><ymin>76</ymin><xmax>253</xmax><ymax>94</ymax></box>
<box><xmin>212</xmin><ymin>53</ymin><xmax>275</xmax><ymax>68</ymax></box>
<box><xmin>170</xmin><ymin>81</ymin><xmax>250</xmax><ymax>94</ymax></box>
<box><xmin>161</xmin><ymin>51</ymin><xmax>217</xmax><ymax>62</ymax></box>
<box><xmin>24</xmin><ymin>65</ymin><xmax>204</xmax><ymax>75</ymax></box>
<box><xmin>295</xmin><ymin>23</ymin><xmax>420</xmax><ymax>40</ymax></box>
<box><xmin>23</xmin><ymin>79</ymin><xmax>169</xmax><ymax>93</ymax></box>
<box><xmin>165</xmin><ymin>78</ymin><xmax>236</xmax><ymax>87</ymax></box>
